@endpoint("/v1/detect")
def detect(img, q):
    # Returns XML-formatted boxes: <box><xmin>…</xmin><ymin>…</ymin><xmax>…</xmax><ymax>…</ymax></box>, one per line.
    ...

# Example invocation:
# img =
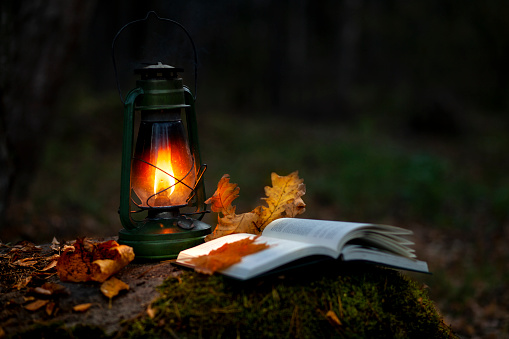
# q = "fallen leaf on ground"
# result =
<box><xmin>33</xmin><ymin>286</ymin><xmax>52</xmax><ymax>296</ymax></box>
<box><xmin>45</xmin><ymin>301</ymin><xmax>56</xmax><ymax>316</ymax></box>
<box><xmin>205</xmin><ymin>171</ymin><xmax>306</xmax><ymax>240</ymax></box>
<box><xmin>11</xmin><ymin>257</ymin><xmax>38</xmax><ymax>267</ymax></box>
<box><xmin>40</xmin><ymin>260</ymin><xmax>58</xmax><ymax>271</ymax></box>
<box><xmin>186</xmin><ymin>236</ymin><xmax>270</xmax><ymax>274</ymax></box>
<box><xmin>56</xmin><ymin>238</ymin><xmax>134</xmax><ymax>283</ymax></box>
<box><xmin>30</xmin><ymin>282</ymin><xmax>68</xmax><ymax>297</ymax></box>
<box><xmin>73</xmin><ymin>303</ymin><xmax>93</xmax><ymax>312</ymax></box>
<box><xmin>326</xmin><ymin>310</ymin><xmax>342</xmax><ymax>327</ymax></box>
<box><xmin>100</xmin><ymin>276</ymin><xmax>129</xmax><ymax>299</ymax></box>
<box><xmin>50</xmin><ymin>237</ymin><xmax>60</xmax><ymax>252</ymax></box>
<box><xmin>9</xmin><ymin>241</ymin><xmax>42</xmax><ymax>253</ymax></box>
<box><xmin>12</xmin><ymin>276</ymin><xmax>32</xmax><ymax>290</ymax></box>
<box><xmin>24</xmin><ymin>299</ymin><xmax>49</xmax><ymax>311</ymax></box>
<box><xmin>146</xmin><ymin>304</ymin><xmax>157</xmax><ymax>319</ymax></box>
<box><xmin>101</xmin><ymin>277</ymin><xmax>129</xmax><ymax>309</ymax></box>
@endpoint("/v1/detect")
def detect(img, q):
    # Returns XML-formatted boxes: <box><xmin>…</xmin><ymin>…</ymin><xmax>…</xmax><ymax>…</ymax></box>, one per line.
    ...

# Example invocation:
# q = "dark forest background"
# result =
<box><xmin>1</xmin><ymin>1</ymin><xmax>509</xmax><ymax>336</ymax></box>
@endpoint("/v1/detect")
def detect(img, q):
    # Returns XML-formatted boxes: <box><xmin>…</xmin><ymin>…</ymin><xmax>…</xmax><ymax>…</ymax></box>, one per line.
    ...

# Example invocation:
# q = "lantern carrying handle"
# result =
<box><xmin>111</xmin><ymin>11</ymin><xmax>199</xmax><ymax>103</ymax></box>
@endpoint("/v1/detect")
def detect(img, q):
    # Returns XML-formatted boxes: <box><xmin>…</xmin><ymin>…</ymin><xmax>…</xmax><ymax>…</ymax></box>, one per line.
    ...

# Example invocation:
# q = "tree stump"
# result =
<box><xmin>0</xmin><ymin>240</ymin><xmax>455</xmax><ymax>338</ymax></box>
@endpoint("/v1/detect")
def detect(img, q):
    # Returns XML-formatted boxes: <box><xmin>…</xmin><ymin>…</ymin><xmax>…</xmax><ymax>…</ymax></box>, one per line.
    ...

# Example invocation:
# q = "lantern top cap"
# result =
<box><xmin>135</xmin><ymin>62</ymin><xmax>184</xmax><ymax>80</ymax></box>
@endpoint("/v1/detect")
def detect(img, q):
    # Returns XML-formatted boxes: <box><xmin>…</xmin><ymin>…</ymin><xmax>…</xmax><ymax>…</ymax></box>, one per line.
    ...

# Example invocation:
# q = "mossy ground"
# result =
<box><xmin>125</xmin><ymin>263</ymin><xmax>456</xmax><ymax>338</ymax></box>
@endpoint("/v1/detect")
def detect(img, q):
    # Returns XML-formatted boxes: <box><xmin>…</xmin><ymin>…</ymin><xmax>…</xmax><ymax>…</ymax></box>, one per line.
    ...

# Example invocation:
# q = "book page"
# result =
<box><xmin>262</xmin><ymin>218</ymin><xmax>372</xmax><ymax>253</ymax></box>
<box><xmin>341</xmin><ymin>245</ymin><xmax>429</xmax><ymax>273</ymax></box>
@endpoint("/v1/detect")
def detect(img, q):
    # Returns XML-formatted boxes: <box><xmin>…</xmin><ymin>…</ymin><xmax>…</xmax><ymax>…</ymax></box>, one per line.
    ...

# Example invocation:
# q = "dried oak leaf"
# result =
<box><xmin>56</xmin><ymin>238</ymin><xmax>134</xmax><ymax>283</ymax></box>
<box><xmin>186</xmin><ymin>236</ymin><xmax>270</xmax><ymax>275</ymax></box>
<box><xmin>205</xmin><ymin>171</ymin><xmax>306</xmax><ymax>240</ymax></box>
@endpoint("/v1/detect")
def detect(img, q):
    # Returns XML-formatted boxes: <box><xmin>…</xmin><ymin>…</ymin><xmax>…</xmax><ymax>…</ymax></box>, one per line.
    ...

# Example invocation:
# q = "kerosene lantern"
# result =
<box><xmin>112</xmin><ymin>13</ymin><xmax>211</xmax><ymax>259</ymax></box>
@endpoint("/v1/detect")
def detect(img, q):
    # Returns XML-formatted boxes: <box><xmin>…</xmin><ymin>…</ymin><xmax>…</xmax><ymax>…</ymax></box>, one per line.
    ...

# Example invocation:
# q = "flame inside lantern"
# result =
<box><xmin>153</xmin><ymin>147</ymin><xmax>176</xmax><ymax>205</ymax></box>
<box><xmin>131</xmin><ymin>118</ymin><xmax>196</xmax><ymax>208</ymax></box>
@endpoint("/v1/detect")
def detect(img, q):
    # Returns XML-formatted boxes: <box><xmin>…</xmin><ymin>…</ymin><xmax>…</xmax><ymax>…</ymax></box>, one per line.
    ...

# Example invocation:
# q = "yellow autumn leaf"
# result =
<box><xmin>255</xmin><ymin>171</ymin><xmax>306</xmax><ymax>227</ymax></box>
<box><xmin>101</xmin><ymin>277</ymin><xmax>129</xmax><ymax>298</ymax></box>
<box><xmin>205</xmin><ymin>171</ymin><xmax>306</xmax><ymax>240</ymax></box>
<box><xmin>100</xmin><ymin>277</ymin><xmax>129</xmax><ymax>309</ymax></box>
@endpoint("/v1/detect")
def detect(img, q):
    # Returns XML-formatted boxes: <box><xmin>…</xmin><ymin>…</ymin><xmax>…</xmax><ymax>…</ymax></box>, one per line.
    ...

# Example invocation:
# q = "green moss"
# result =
<box><xmin>124</xmin><ymin>263</ymin><xmax>456</xmax><ymax>338</ymax></box>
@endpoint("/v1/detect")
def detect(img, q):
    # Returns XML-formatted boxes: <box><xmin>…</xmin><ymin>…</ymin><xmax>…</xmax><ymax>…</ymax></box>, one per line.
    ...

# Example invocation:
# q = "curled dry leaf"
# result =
<box><xmin>186</xmin><ymin>236</ymin><xmax>270</xmax><ymax>275</ymax></box>
<box><xmin>12</xmin><ymin>257</ymin><xmax>38</xmax><ymax>267</ymax></box>
<box><xmin>40</xmin><ymin>260</ymin><xmax>58</xmax><ymax>272</ymax></box>
<box><xmin>205</xmin><ymin>171</ymin><xmax>306</xmax><ymax>240</ymax></box>
<box><xmin>56</xmin><ymin>238</ymin><xmax>134</xmax><ymax>283</ymax></box>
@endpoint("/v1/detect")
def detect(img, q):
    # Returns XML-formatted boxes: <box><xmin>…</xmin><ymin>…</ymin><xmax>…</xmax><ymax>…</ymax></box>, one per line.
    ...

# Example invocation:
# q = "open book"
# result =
<box><xmin>176</xmin><ymin>218</ymin><xmax>429</xmax><ymax>280</ymax></box>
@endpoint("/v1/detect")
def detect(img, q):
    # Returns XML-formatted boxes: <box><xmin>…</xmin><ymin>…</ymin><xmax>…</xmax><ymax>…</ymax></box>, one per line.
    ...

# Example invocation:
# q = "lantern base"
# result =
<box><xmin>118</xmin><ymin>218</ymin><xmax>211</xmax><ymax>260</ymax></box>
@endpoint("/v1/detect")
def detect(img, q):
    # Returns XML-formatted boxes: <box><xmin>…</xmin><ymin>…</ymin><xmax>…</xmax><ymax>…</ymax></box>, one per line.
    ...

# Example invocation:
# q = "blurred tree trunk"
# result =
<box><xmin>0</xmin><ymin>0</ymin><xmax>96</xmax><ymax>227</ymax></box>
<box><xmin>336</xmin><ymin>0</ymin><xmax>362</xmax><ymax>109</ymax></box>
<box><xmin>284</xmin><ymin>0</ymin><xmax>308</xmax><ymax>112</ymax></box>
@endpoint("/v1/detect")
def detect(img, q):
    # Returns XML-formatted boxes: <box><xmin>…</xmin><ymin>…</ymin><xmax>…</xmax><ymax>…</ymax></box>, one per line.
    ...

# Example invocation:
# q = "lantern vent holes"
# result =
<box><xmin>135</xmin><ymin>62</ymin><xmax>184</xmax><ymax>80</ymax></box>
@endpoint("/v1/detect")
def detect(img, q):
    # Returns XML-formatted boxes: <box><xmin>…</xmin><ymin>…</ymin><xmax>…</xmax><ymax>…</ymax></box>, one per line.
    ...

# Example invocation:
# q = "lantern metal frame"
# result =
<box><xmin>112</xmin><ymin>12</ymin><xmax>211</xmax><ymax>259</ymax></box>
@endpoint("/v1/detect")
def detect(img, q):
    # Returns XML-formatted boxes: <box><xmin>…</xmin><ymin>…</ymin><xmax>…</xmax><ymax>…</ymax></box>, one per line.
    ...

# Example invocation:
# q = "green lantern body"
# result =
<box><xmin>118</xmin><ymin>64</ymin><xmax>210</xmax><ymax>260</ymax></box>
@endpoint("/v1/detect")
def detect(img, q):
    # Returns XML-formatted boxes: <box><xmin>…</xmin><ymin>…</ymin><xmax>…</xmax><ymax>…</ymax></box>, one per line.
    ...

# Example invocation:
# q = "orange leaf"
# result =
<box><xmin>56</xmin><ymin>238</ymin><xmax>134</xmax><ymax>283</ymax></box>
<box><xmin>206</xmin><ymin>171</ymin><xmax>306</xmax><ymax>240</ymax></box>
<box><xmin>204</xmin><ymin>174</ymin><xmax>240</xmax><ymax>215</ymax></box>
<box><xmin>24</xmin><ymin>299</ymin><xmax>49</xmax><ymax>311</ymax></box>
<box><xmin>326</xmin><ymin>310</ymin><xmax>342</xmax><ymax>327</ymax></box>
<box><xmin>45</xmin><ymin>301</ymin><xmax>56</xmax><ymax>316</ymax></box>
<box><xmin>73</xmin><ymin>303</ymin><xmax>93</xmax><ymax>312</ymax></box>
<box><xmin>187</xmin><ymin>236</ymin><xmax>270</xmax><ymax>275</ymax></box>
